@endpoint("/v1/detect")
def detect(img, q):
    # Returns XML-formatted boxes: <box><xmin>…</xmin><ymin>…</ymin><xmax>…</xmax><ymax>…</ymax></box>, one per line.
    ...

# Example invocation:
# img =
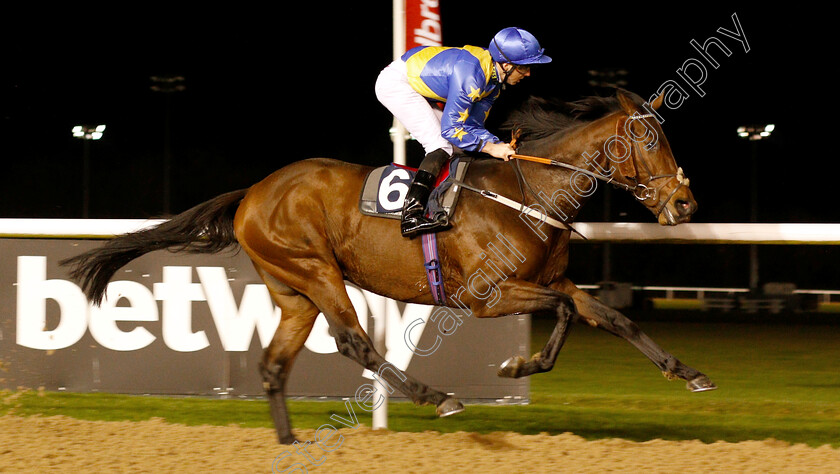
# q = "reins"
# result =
<box><xmin>448</xmin><ymin>111</ymin><xmax>691</xmax><ymax>235</ymax></box>
<box><xmin>509</xmin><ymin>151</ymin><xmax>639</xmax><ymax>193</ymax></box>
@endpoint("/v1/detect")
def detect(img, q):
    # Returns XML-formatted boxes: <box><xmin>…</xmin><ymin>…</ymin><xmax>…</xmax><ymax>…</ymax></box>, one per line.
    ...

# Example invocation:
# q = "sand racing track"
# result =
<box><xmin>1</xmin><ymin>415</ymin><xmax>839</xmax><ymax>473</ymax></box>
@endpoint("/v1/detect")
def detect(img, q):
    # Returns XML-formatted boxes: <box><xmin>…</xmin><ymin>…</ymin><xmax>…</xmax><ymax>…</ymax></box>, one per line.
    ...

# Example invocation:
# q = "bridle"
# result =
<box><xmin>615</xmin><ymin>113</ymin><xmax>691</xmax><ymax>220</ymax></box>
<box><xmin>509</xmin><ymin>112</ymin><xmax>690</xmax><ymax>223</ymax></box>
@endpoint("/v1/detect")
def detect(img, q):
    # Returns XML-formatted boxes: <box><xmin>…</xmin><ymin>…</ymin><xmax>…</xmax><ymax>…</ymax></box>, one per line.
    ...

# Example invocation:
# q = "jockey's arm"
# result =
<box><xmin>439</xmin><ymin>60</ymin><xmax>507</xmax><ymax>156</ymax></box>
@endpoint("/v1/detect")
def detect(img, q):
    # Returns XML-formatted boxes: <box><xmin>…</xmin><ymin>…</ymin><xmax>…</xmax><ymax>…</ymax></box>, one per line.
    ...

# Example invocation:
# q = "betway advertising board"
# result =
<box><xmin>0</xmin><ymin>238</ymin><xmax>529</xmax><ymax>401</ymax></box>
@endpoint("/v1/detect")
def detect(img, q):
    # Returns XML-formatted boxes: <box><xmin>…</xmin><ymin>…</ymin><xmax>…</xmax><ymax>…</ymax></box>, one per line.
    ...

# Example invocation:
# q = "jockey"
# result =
<box><xmin>375</xmin><ymin>27</ymin><xmax>552</xmax><ymax>238</ymax></box>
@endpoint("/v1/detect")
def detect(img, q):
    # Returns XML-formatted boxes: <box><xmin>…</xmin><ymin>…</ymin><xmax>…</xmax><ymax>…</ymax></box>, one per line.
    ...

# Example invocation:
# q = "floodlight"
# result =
<box><xmin>737</xmin><ymin>124</ymin><xmax>775</xmax><ymax>141</ymax></box>
<box><xmin>72</xmin><ymin>125</ymin><xmax>107</xmax><ymax>140</ymax></box>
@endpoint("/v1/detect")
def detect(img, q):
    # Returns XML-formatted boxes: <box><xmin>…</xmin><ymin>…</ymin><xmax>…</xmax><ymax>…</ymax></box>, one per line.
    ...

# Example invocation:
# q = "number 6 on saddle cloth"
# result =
<box><xmin>359</xmin><ymin>156</ymin><xmax>471</xmax><ymax>223</ymax></box>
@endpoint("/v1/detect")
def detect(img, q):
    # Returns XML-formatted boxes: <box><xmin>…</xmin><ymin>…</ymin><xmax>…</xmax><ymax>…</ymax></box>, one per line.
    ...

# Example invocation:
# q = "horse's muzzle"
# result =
<box><xmin>658</xmin><ymin>193</ymin><xmax>697</xmax><ymax>225</ymax></box>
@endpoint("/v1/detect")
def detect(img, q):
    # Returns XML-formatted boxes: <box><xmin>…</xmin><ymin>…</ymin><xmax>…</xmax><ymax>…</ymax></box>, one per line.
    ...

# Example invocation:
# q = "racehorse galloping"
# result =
<box><xmin>62</xmin><ymin>89</ymin><xmax>716</xmax><ymax>444</ymax></box>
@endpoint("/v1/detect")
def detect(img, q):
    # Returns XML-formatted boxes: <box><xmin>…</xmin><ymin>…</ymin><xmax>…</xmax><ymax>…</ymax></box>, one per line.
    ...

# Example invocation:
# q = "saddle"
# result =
<box><xmin>358</xmin><ymin>156</ymin><xmax>472</xmax><ymax>222</ymax></box>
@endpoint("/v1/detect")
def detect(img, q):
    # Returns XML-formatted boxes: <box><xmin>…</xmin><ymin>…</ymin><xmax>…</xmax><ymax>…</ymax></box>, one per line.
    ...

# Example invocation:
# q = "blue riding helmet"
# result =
<box><xmin>488</xmin><ymin>27</ymin><xmax>552</xmax><ymax>65</ymax></box>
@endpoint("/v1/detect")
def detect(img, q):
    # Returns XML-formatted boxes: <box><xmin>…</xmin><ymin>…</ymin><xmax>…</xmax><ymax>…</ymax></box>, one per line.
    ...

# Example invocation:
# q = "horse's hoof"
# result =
<box><xmin>278</xmin><ymin>434</ymin><xmax>300</xmax><ymax>445</ymax></box>
<box><xmin>436</xmin><ymin>397</ymin><xmax>464</xmax><ymax>417</ymax></box>
<box><xmin>497</xmin><ymin>355</ymin><xmax>525</xmax><ymax>378</ymax></box>
<box><xmin>687</xmin><ymin>375</ymin><xmax>717</xmax><ymax>392</ymax></box>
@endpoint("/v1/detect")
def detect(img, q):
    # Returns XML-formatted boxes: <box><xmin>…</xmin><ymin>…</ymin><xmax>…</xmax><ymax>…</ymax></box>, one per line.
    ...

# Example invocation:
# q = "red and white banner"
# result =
<box><xmin>405</xmin><ymin>0</ymin><xmax>442</xmax><ymax>49</ymax></box>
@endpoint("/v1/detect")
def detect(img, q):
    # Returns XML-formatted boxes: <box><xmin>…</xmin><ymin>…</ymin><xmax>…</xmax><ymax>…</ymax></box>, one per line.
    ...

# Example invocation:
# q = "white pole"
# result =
<box><xmin>372</xmin><ymin>296</ymin><xmax>389</xmax><ymax>430</ymax></box>
<box><xmin>372</xmin><ymin>0</ymin><xmax>408</xmax><ymax>432</ymax></box>
<box><xmin>391</xmin><ymin>0</ymin><xmax>407</xmax><ymax>167</ymax></box>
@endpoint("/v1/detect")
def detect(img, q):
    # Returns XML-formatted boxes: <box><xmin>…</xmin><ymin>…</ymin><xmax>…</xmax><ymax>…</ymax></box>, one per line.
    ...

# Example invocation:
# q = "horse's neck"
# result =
<box><xmin>520</xmin><ymin>114</ymin><xmax>618</xmax><ymax>221</ymax></box>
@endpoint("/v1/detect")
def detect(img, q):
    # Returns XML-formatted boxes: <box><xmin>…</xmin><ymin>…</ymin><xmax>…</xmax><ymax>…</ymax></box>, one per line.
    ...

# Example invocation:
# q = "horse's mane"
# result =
<box><xmin>500</xmin><ymin>90</ymin><xmax>645</xmax><ymax>142</ymax></box>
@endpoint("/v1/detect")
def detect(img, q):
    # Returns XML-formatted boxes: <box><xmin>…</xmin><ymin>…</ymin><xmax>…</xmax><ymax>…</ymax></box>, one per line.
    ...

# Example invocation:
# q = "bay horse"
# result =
<box><xmin>62</xmin><ymin>89</ymin><xmax>716</xmax><ymax>444</ymax></box>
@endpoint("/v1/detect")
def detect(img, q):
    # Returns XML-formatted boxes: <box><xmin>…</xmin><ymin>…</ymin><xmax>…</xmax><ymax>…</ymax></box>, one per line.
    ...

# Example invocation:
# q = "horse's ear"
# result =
<box><xmin>650</xmin><ymin>91</ymin><xmax>665</xmax><ymax>110</ymax></box>
<box><xmin>616</xmin><ymin>89</ymin><xmax>638</xmax><ymax>115</ymax></box>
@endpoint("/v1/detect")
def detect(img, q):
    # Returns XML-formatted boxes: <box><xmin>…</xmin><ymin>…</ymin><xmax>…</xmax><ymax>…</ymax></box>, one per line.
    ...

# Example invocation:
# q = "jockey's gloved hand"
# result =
<box><xmin>483</xmin><ymin>142</ymin><xmax>515</xmax><ymax>161</ymax></box>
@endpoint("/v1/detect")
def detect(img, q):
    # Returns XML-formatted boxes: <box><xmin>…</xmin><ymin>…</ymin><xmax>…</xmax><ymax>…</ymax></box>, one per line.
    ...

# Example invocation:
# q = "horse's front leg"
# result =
<box><xmin>556</xmin><ymin>279</ymin><xmax>717</xmax><ymax>392</ymax></box>
<box><xmin>467</xmin><ymin>279</ymin><xmax>577</xmax><ymax>379</ymax></box>
<box><xmin>497</xmin><ymin>303</ymin><xmax>575</xmax><ymax>378</ymax></box>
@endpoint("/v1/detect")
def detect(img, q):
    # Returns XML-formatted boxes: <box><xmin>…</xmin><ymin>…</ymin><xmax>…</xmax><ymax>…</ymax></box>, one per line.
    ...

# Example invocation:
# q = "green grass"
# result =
<box><xmin>3</xmin><ymin>318</ymin><xmax>840</xmax><ymax>447</ymax></box>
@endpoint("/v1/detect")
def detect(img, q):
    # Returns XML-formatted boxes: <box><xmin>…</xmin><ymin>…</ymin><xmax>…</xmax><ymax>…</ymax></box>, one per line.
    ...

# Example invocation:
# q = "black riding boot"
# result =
<box><xmin>401</xmin><ymin>149</ymin><xmax>451</xmax><ymax>238</ymax></box>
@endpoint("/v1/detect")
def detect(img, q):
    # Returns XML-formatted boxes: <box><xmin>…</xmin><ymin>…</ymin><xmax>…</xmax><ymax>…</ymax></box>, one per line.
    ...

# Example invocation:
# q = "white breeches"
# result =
<box><xmin>374</xmin><ymin>60</ymin><xmax>453</xmax><ymax>156</ymax></box>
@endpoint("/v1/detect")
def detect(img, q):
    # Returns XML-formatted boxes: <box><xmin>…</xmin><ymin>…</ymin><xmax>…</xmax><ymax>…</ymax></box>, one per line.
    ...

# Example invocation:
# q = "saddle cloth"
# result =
<box><xmin>358</xmin><ymin>156</ymin><xmax>471</xmax><ymax>221</ymax></box>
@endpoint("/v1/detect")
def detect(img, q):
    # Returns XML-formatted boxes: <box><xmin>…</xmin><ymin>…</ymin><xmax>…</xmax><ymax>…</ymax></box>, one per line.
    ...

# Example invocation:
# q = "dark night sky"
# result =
<box><xmin>0</xmin><ymin>5</ymin><xmax>831</xmax><ymax>226</ymax></box>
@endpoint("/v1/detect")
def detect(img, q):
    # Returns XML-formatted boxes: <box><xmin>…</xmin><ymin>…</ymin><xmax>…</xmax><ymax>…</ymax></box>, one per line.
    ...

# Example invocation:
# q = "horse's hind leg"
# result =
<box><xmin>257</xmin><ymin>269</ymin><xmax>320</xmax><ymax>444</ymax></box>
<box><xmin>310</xmin><ymin>273</ymin><xmax>461</xmax><ymax>416</ymax></box>
<box><xmin>559</xmin><ymin>279</ymin><xmax>716</xmax><ymax>392</ymax></box>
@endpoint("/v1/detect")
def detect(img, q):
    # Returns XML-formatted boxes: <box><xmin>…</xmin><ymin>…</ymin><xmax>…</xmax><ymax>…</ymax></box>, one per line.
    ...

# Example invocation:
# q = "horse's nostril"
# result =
<box><xmin>675</xmin><ymin>200</ymin><xmax>695</xmax><ymax>216</ymax></box>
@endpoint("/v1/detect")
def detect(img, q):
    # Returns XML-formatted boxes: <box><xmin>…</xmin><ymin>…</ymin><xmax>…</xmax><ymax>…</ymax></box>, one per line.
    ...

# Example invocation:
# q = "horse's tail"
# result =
<box><xmin>60</xmin><ymin>188</ymin><xmax>248</xmax><ymax>305</ymax></box>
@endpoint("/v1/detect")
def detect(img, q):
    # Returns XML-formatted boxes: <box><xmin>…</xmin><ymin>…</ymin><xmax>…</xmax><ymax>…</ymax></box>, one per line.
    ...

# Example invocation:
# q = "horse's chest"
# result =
<box><xmin>528</xmin><ymin>240</ymin><xmax>570</xmax><ymax>283</ymax></box>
